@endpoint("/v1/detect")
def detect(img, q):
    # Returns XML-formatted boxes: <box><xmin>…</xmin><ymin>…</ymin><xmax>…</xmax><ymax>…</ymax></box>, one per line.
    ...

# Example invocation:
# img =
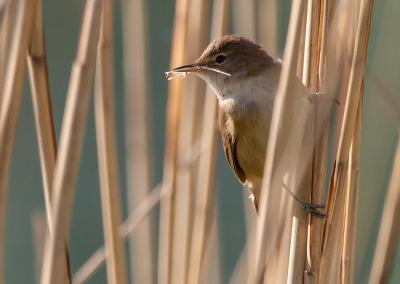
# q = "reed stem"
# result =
<box><xmin>94</xmin><ymin>0</ymin><xmax>127</xmax><ymax>282</ymax></box>
<box><xmin>40</xmin><ymin>0</ymin><xmax>102</xmax><ymax>282</ymax></box>
<box><xmin>0</xmin><ymin>0</ymin><xmax>37</xmax><ymax>281</ymax></box>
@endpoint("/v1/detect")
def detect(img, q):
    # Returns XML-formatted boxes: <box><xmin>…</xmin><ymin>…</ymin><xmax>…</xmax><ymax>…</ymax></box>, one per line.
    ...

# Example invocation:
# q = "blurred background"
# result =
<box><xmin>3</xmin><ymin>0</ymin><xmax>400</xmax><ymax>283</ymax></box>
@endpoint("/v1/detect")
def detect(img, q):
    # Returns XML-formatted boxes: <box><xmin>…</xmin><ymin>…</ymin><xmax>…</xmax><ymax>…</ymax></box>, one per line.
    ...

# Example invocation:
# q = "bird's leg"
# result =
<box><xmin>282</xmin><ymin>182</ymin><xmax>327</xmax><ymax>218</ymax></box>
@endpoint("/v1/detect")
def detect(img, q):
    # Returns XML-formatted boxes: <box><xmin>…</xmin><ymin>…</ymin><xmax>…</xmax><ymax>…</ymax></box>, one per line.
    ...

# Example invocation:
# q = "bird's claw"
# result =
<box><xmin>297</xmin><ymin>201</ymin><xmax>327</xmax><ymax>218</ymax></box>
<box><xmin>282</xmin><ymin>182</ymin><xmax>327</xmax><ymax>218</ymax></box>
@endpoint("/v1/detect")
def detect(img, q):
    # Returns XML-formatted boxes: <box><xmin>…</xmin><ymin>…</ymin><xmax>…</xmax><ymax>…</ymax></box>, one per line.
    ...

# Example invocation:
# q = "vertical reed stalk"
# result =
<box><xmin>157</xmin><ymin>0</ymin><xmax>190</xmax><ymax>283</ymax></box>
<box><xmin>0</xmin><ymin>0</ymin><xmax>9</xmax><ymax>19</ymax></box>
<box><xmin>0</xmin><ymin>0</ymin><xmax>37</xmax><ymax>282</ymax></box>
<box><xmin>292</xmin><ymin>1</ymin><xmax>324</xmax><ymax>283</ymax></box>
<box><xmin>368</xmin><ymin>137</ymin><xmax>400</xmax><ymax>283</ymax></box>
<box><xmin>301</xmin><ymin>0</ymin><xmax>328</xmax><ymax>282</ymax></box>
<box><xmin>73</xmin><ymin>183</ymin><xmax>167</xmax><ymax>283</ymax></box>
<box><xmin>172</xmin><ymin>0</ymin><xmax>208</xmax><ymax>283</ymax></box>
<box><xmin>232</xmin><ymin>0</ymin><xmax>257</xmax><ymax>279</ymax></box>
<box><xmin>94</xmin><ymin>0</ymin><xmax>127</xmax><ymax>283</ymax></box>
<box><xmin>341</xmin><ymin>98</ymin><xmax>362</xmax><ymax>283</ymax></box>
<box><xmin>232</xmin><ymin>0</ymin><xmax>255</xmax><ymax>39</ymax></box>
<box><xmin>121</xmin><ymin>0</ymin><xmax>155</xmax><ymax>283</ymax></box>
<box><xmin>248</xmin><ymin>0</ymin><xmax>306</xmax><ymax>282</ymax></box>
<box><xmin>27</xmin><ymin>0</ymin><xmax>57</xmax><ymax>235</ymax></box>
<box><xmin>259</xmin><ymin>0</ymin><xmax>278</xmax><ymax>57</ymax></box>
<box><xmin>40</xmin><ymin>0</ymin><xmax>102</xmax><ymax>283</ymax></box>
<box><xmin>0</xmin><ymin>0</ymin><xmax>17</xmax><ymax>98</ymax></box>
<box><xmin>27</xmin><ymin>0</ymin><xmax>71</xmax><ymax>280</ymax></box>
<box><xmin>319</xmin><ymin>0</ymin><xmax>374</xmax><ymax>281</ymax></box>
<box><xmin>187</xmin><ymin>1</ymin><xmax>228</xmax><ymax>283</ymax></box>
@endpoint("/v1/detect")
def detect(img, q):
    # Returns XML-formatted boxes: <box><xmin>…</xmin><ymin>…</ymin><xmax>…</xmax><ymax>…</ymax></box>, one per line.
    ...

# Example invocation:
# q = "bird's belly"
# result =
<box><xmin>236</xmin><ymin>125</ymin><xmax>268</xmax><ymax>182</ymax></box>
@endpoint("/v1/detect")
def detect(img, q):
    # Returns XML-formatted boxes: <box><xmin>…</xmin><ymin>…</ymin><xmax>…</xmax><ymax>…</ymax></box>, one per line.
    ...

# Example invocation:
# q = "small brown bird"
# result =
<box><xmin>167</xmin><ymin>35</ymin><xmax>281</xmax><ymax>212</ymax></box>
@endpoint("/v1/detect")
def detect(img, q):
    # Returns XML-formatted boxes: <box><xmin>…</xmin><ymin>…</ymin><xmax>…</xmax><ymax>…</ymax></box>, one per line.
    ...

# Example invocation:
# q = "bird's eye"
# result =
<box><xmin>215</xmin><ymin>54</ymin><xmax>226</xmax><ymax>64</ymax></box>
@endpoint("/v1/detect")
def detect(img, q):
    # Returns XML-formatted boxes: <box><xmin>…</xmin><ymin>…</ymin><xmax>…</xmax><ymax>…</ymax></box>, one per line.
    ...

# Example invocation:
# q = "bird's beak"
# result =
<box><xmin>171</xmin><ymin>63</ymin><xmax>199</xmax><ymax>73</ymax></box>
<box><xmin>165</xmin><ymin>63</ymin><xmax>201</xmax><ymax>80</ymax></box>
<box><xmin>165</xmin><ymin>62</ymin><xmax>231</xmax><ymax>80</ymax></box>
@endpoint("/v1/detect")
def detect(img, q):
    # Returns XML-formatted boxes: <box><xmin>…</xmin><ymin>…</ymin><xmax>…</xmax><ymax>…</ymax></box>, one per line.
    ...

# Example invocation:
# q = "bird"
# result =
<box><xmin>166</xmin><ymin>35</ymin><xmax>281</xmax><ymax>213</ymax></box>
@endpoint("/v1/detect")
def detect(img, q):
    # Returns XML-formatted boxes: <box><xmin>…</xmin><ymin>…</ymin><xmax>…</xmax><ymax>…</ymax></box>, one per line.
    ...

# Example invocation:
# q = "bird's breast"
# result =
<box><xmin>235</xmin><ymin>110</ymin><xmax>269</xmax><ymax>181</ymax></box>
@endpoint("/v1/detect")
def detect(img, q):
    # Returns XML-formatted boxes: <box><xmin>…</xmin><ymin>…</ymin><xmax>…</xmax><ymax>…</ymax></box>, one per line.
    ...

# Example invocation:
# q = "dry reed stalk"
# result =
<box><xmin>231</xmin><ymin>0</ymin><xmax>257</xmax><ymax>279</ymax></box>
<box><xmin>26</xmin><ymin>0</ymin><xmax>71</xmax><ymax>280</ymax></box>
<box><xmin>319</xmin><ymin>0</ymin><xmax>374</xmax><ymax>281</ymax></box>
<box><xmin>299</xmin><ymin>0</ymin><xmax>330</xmax><ymax>282</ymax></box>
<box><xmin>171</xmin><ymin>1</ymin><xmax>208</xmax><ymax>283</ymax></box>
<box><xmin>121</xmin><ymin>0</ymin><xmax>155</xmax><ymax>283</ymax></box>
<box><xmin>94</xmin><ymin>1</ymin><xmax>127</xmax><ymax>283</ymax></box>
<box><xmin>317</xmin><ymin>0</ymin><xmax>335</xmax><ymax>92</ymax></box>
<box><xmin>40</xmin><ymin>0</ymin><xmax>102</xmax><ymax>283</ymax></box>
<box><xmin>296</xmin><ymin>3</ymin><xmax>307</xmax><ymax>80</ymax></box>
<box><xmin>0</xmin><ymin>0</ymin><xmax>16</xmax><ymax>99</ymax></box>
<box><xmin>73</xmin><ymin>143</ymin><xmax>207</xmax><ymax>283</ymax></box>
<box><xmin>157</xmin><ymin>0</ymin><xmax>190</xmax><ymax>283</ymax></box>
<box><xmin>258</xmin><ymin>0</ymin><xmax>278</xmax><ymax>57</ymax></box>
<box><xmin>232</xmin><ymin>0</ymin><xmax>255</xmax><ymax>39</ymax></box>
<box><xmin>73</xmin><ymin>184</ymin><xmax>166</xmax><ymax>283</ymax></box>
<box><xmin>341</xmin><ymin>98</ymin><xmax>362</xmax><ymax>284</ymax></box>
<box><xmin>368</xmin><ymin>137</ymin><xmax>400</xmax><ymax>283</ymax></box>
<box><xmin>186</xmin><ymin>1</ymin><xmax>228</xmax><ymax>283</ymax></box>
<box><xmin>247</xmin><ymin>0</ymin><xmax>307</xmax><ymax>282</ymax></box>
<box><xmin>73</xmin><ymin>248</ymin><xmax>106</xmax><ymax>284</ymax></box>
<box><xmin>293</xmin><ymin>1</ymin><xmax>324</xmax><ymax>283</ymax></box>
<box><xmin>26</xmin><ymin>0</ymin><xmax>57</xmax><ymax>235</ymax></box>
<box><xmin>285</xmin><ymin>114</ymin><xmax>314</xmax><ymax>283</ymax></box>
<box><xmin>0</xmin><ymin>0</ymin><xmax>9</xmax><ymax>19</ymax></box>
<box><xmin>0</xmin><ymin>0</ymin><xmax>37</xmax><ymax>282</ymax></box>
<box><xmin>73</xmin><ymin>136</ymin><xmax>212</xmax><ymax>283</ymax></box>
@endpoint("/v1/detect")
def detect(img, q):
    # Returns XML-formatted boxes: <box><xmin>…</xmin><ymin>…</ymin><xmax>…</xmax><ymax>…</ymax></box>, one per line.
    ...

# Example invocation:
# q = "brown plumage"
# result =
<box><xmin>167</xmin><ymin>35</ymin><xmax>281</xmax><ymax>213</ymax></box>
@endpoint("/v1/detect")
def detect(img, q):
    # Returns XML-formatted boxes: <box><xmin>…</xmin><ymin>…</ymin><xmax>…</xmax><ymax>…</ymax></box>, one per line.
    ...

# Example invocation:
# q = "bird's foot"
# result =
<box><xmin>296</xmin><ymin>201</ymin><xmax>327</xmax><ymax>218</ymax></box>
<box><xmin>282</xmin><ymin>182</ymin><xmax>327</xmax><ymax>218</ymax></box>
<box><xmin>308</xmin><ymin>92</ymin><xmax>339</xmax><ymax>106</ymax></box>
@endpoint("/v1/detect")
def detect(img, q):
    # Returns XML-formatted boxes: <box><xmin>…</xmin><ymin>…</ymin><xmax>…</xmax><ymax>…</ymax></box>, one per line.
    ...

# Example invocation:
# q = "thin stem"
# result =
<box><xmin>121</xmin><ymin>0</ymin><xmax>155</xmax><ymax>283</ymax></box>
<box><xmin>94</xmin><ymin>0</ymin><xmax>127</xmax><ymax>283</ymax></box>
<box><xmin>0</xmin><ymin>0</ymin><xmax>37</xmax><ymax>282</ymax></box>
<box><xmin>40</xmin><ymin>0</ymin><xmax>102</xmax><ymax>283</ymax></box>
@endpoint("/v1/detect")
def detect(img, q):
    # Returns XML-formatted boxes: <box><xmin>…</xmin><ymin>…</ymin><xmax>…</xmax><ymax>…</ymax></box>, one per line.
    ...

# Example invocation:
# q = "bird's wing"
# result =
<box><xmin>218</xmin><ymin>111</ymin><xmax>246</xmax><ymax>184</ymax></box>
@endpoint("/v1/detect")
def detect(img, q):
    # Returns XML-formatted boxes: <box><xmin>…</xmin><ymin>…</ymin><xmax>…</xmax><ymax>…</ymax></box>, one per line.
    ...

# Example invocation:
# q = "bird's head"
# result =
<box><xmin>166</xmin><ymin>35</ymin><xmax>274</xmax><ymax>99</ymax></box>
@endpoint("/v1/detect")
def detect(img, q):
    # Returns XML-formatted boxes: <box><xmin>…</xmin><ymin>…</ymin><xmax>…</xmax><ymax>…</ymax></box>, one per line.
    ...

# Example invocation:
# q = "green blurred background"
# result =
<box><xmin>5</xmin><ymin>0</ymin><xmax>400</xmax><ymax>283</ymax></box>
